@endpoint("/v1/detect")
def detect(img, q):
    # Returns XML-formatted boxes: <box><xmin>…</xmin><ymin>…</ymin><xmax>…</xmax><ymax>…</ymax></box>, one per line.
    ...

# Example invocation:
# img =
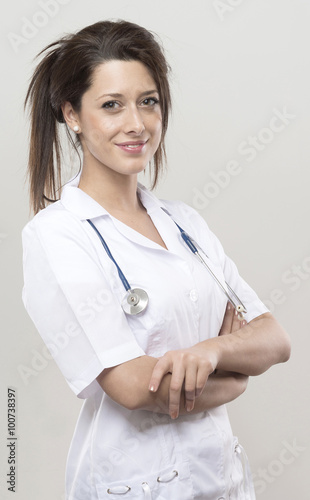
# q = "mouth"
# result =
<box><xmin>115</xmin><ymin>140</ymin><xmax>148</xmax><ymax>153</ymax></box>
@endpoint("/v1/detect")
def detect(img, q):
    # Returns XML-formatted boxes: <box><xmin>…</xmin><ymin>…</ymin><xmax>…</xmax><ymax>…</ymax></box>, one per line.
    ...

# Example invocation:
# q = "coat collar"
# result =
<box><xmin>60</xmin><ymin>172</ymin><xmax>167</xmax><ymax>221</ymax></box>
<box><xmin>60</xmin><ymin>173</ymin><xmax>229</xmax><ymax>293</ymax></box>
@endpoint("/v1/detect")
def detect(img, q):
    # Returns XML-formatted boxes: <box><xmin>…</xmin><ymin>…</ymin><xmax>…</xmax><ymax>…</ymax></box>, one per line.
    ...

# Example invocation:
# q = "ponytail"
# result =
<box><xmin>25</xmin><ymin>42</ymin><xmax>64</xmax><ymax>214</ymax></box>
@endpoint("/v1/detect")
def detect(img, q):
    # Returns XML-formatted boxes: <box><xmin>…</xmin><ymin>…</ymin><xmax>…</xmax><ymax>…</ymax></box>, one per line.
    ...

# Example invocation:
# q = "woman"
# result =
<box><xmin>22</xmin><ymin>20</ymin><xmax>291</xmax><ymax>500</ymax></box>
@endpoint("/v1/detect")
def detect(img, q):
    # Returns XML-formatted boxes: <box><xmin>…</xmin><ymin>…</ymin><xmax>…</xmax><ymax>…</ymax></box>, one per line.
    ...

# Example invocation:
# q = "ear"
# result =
<box><xmin>61</xmin><ymin>102</ymin><xmax>81</xmax><ymax>133</ymax></box>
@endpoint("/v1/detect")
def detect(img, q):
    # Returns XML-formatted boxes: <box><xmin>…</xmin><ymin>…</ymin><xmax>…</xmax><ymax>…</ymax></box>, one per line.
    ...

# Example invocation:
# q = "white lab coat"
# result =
<box><xmin>22</xmin><ymin>173</ymin><xmax>268</xmax><ymax>499</ymax></box>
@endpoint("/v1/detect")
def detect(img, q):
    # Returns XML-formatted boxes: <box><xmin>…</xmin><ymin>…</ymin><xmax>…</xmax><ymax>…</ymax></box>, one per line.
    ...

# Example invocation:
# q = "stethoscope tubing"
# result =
<box><xmin>87</xmin><ymin>214</ymin><xmax>247</xmax><ymax>318</ymax></box>
<box><xmin>87</xmin><ymin>219</ymin><xmax>131</xmax><ymax>292</ymax></box>
<box><xmin>173</xmin><ymin>220</ymin><xmax>247</xmax><ymax>316</ymax></box>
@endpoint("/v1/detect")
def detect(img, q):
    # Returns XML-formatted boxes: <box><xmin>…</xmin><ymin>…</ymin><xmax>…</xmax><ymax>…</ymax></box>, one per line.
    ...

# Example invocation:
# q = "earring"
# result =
<box><xmin>73</xmin><ymin>126</ymin><xmax>80</xmax><ymax>133</ymax></box>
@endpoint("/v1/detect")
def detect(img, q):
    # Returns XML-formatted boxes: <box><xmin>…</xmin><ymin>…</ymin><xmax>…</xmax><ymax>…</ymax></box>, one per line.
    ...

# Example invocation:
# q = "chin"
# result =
<box><xmin>115</xmin><ymin>161</ymin><xmax>150</xmax><ymax>175</ymax></box>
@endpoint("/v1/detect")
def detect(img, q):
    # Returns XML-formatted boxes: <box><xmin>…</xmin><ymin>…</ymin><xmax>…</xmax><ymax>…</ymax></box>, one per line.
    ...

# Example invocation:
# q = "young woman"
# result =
<box><xmin>22</xmin><ymin>20</ymin><xmax>291</xmax><ymax>500</ymax></box>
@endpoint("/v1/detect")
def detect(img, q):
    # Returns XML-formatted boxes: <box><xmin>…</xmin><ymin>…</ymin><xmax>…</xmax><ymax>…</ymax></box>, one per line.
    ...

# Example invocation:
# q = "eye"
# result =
<box><xmin>102</xmin><ymin>100</ymin><xmax>120</xmax><ymax>110</ymax></box>
<box><xmin>141</xmin><ymin>97</ymin><xmax>160</xmax><ymax>106</ymax></box>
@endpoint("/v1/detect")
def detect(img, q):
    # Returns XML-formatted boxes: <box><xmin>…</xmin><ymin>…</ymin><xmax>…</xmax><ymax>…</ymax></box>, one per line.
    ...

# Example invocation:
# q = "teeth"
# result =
<box><xmin>125</xmin><ymin>144</ymin><xmax>141</xmax><ymax>148</ymax></box>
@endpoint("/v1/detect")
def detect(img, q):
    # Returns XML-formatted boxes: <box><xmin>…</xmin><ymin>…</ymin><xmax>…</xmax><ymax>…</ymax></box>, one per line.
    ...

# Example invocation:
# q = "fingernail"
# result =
<box><xmin>227</xmin><ymin>303</ymin><xmax>231</xmax><ymax>310</ymax></box>
<box><xmin>170</xmin><ymin>410</ymin><xmax>178</xmax><ymax>419</ymax></box>
<box><xmin>149</xmin><ymin>385</ymin><xmax>155</xmax><ymax>392</ymax></box>
<box><xmin>234</xmin><ymin>309</ymin><xmax>238</xmax><ymax>316</ymax></box>
<box><xmin>186</xmin><ymin>402</ymin><xmax>194</xmax><ymax>412</ymax></box>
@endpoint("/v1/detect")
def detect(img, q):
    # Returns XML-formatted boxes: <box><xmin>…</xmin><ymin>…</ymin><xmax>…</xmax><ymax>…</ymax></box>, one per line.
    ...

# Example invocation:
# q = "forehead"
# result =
<box><xmin>88</xmin><ymin>60</ymin><xmax>157</xmax><ymax>97</ymax></box>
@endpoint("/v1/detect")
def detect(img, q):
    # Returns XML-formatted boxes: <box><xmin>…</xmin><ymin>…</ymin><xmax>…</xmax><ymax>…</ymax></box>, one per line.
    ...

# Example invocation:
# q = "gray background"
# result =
<box><xmin>1</xmin><ymin>0</ymin><xmax>309</xmax><ymax>499</ymax></box>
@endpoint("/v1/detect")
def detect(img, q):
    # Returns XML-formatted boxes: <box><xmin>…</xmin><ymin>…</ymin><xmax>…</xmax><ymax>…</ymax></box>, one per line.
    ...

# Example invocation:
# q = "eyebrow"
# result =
<box><xmin>96</xmin><ymin>89</ymin><xmax>159</xmax><ymax>101</ymax></box>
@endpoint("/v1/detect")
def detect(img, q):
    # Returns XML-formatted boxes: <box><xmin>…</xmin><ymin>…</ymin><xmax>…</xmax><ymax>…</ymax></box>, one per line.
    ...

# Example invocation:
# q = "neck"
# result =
<box><xmin>78</xmin><ymin>163</ymin><xmax>142</xmax><ymax>214</ymax></box>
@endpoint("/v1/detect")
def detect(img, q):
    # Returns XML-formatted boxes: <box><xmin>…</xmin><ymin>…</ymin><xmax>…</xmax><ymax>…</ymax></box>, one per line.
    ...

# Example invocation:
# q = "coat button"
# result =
<box><xmin>189</xmin><ymin>289</ymin><xmax>198</xmax><ymax>302</ymax></box>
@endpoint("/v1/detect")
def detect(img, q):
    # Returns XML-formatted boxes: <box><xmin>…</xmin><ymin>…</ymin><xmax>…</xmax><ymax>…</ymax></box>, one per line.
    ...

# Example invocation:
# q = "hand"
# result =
<box><xmin>148</xmin><ymin>303</ymin><xmax>248</xmax><ymax>420</ymax></box>
<box><xmin>148</xmin><ymin>342</ymin><xmax>220</xmax><ymax>419</ymax></box>
<box><xmin>214</xmin><ymin>302</ymin><xmax>247</xmax><ymax>378</ymax></box>
<box><xmin>219</xmin><ymin>302</ymin><xmax>247</xmax><ymax>336</ymax></box>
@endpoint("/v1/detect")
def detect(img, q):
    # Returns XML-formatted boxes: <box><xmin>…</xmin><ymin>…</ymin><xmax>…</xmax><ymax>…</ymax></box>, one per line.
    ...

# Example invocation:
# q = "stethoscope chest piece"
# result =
<box><xmin>122</xmin><ymin>288</ymin><xmax>149</xmax><ymax>315</ymax></box>
<box><xmin>87</xmin><ymin>214</ymin><xmax>247</xmax><ymax>319</ymax></box>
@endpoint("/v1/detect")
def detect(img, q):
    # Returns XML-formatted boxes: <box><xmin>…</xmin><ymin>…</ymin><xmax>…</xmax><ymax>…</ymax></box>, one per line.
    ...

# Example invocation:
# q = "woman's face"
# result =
<box><xmin>73</xmin><ymin>60</ymin><xmax>162</xmax><ymax>177</ymax></box>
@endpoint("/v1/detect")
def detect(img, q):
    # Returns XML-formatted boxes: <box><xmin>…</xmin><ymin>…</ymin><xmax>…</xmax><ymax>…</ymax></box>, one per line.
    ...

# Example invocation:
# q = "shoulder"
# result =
<box><xmin>140</xmin><ymin>183</ymin><xmax>217</xmax><ymax>244</ymax></box>
<box><xmin>160</xmin><ymin>198</ymin><xmax>203</xmax><ymax>220</ymax></box>
<box><xmin>23</xmin><ymin>200</ymin><xmax>82</xmax><ymax>232</ymax></box>
<box><xmin>158</xmin><ymin>197</ymin><xmax>225</xmax><ymax>262</ymax></box>
<box><xmin>159</xmin><ymin>198</ymin><xmax>212</xmax><ymax>234</ymax></box>
<box><xmin>21</xmin><ymin>199</ymin><xmax>103</xmax><ymax>280</ymax></box>
<box><xmin>22</xmin><ymin>200</ymin><xmax>87</xmax><ymax>250</ymax></box>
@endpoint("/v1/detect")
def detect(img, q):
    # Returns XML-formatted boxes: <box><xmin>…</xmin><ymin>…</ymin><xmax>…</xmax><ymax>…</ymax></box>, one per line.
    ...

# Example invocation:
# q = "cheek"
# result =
<box><xmin>152</xmin><ymin>117</ymin><xmax>163</xmax><ymax>146</ymax></box>
<box><xmin>82</xmin><ymin>117</ymin><xmax>118</xmax><ymax>152</ymax></box>
<box><xmin>145</xmin><ymin>111</ymin><xmax>162</xmax><ymax>137</ymax></box>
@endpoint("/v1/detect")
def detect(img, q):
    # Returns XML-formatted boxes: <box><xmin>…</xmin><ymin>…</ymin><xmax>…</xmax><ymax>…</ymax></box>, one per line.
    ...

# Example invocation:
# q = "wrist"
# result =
<box><xmin>197</xmin><ymin>336</ymin><xmax>223</xmax><ymax>372</ymax></box>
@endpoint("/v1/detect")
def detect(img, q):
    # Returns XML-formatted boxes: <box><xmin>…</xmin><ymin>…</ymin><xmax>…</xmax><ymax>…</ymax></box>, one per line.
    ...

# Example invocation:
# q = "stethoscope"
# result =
<box><xmin>87</xmin><ymin>211</ymin><xmax>247</xmax><ymax>319</ymax></box>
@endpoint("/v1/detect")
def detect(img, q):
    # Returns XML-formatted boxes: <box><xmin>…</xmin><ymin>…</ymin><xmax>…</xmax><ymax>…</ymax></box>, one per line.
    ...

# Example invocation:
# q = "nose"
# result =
<box><xmin>124</xmin><ymin>105</ymin><xmax>145</xmax><ymax>135</ymax></box>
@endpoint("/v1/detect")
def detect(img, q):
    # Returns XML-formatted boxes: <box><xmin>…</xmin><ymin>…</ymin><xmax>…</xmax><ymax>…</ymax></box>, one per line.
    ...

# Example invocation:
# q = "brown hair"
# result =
<box><xmin>25</xmin><ymin>20</ymin><xmax>171</xmax><ymax>214</ymax></box>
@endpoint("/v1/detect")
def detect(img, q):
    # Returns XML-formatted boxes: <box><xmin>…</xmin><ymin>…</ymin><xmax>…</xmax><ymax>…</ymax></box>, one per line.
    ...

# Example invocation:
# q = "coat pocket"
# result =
<box><xmin>96</xmin><ymin>460</ymin><xmax>193</xmax><ymax>499</ymax></box>
<box><xmin>229</xmin><ymin>437</ymin><xmax>256</xmax><ymax>500</ymax></box>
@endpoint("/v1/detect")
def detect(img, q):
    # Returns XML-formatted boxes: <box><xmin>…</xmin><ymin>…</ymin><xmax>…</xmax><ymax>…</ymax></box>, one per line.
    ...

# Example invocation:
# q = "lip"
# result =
<box><xmin>115</xmin><ymin>140</ymin><xmax>148</xmax><ymax>154</ymax></box>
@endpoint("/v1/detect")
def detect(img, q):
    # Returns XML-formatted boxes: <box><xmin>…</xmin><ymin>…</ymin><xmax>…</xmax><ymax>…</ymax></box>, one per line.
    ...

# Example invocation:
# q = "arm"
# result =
<box><xmin>148</xmin><ymin>306</ymin><xmax>291</xmax><ymax>418</ymax></box>
<box><xmin>96</xmin><ymin>304</ymin><xmax>249</xmax><ymax>417</ymax></box>
<box><xmin>213</xmin><ymin>310</ymin><xmax>291</xmax><ymax>376</ymax></box>
<box><xmin>97</xmin><ymin>357</ymin><xmax>248</xmax><ymax>416</ymax></box>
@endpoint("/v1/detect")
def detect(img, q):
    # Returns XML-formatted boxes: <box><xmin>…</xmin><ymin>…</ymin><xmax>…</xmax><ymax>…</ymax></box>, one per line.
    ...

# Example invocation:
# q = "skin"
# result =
<box><xmin>98</xmin><ymin>304</ymin><xmax>250</xmax><ymax>417</ymax></box>
<box><xmin>62</xmin><ymin>60</ymin><xmax>162</xmax><ymax>215</ymax></box>
<box><xmin>148</xmin><ymin>307</ymin><xmax>290</xmax><ymax>418</ymax></box>
<box><xmin>62</xmin><ymin>60</ymin><xmax>291</xmax><ymax>420</ymax></box>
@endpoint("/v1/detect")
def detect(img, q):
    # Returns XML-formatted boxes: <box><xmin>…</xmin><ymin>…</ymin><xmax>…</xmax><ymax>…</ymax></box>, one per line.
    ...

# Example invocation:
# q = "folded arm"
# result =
<box><xmin>148</xmin><ymin>306</ymin><xmax>291</xmax><ymax>418</ymax></box>
<box><xmin>97</xmin><ymin>305</ymin><xmax>290</xmax><ymax>419</ymax></box>
<box><xmin>213</xmin><ymin>310</ymin><xmax>291</xmax><ymax>376</ymax></box>
<box><xmin>96</xmin><ymin>304</ymin><xmax>253</xmax><ymax>417</ymax></box>
<box><xmin>97</xmin><ymin>357</ymin><xmax>248</xmax><ymax>416</ymax></box>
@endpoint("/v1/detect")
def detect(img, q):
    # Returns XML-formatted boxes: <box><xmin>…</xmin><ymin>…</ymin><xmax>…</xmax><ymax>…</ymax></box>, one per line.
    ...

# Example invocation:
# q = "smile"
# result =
<box><xmin>116</xmin><ymin>141</ymin><xmax>148</xmax><ymax>153</ymax></box>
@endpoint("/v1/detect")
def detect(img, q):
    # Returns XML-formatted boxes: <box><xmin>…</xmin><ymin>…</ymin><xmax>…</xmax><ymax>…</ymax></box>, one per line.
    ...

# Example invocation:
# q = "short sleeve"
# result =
<box><xmin>22</xmin><ymin>209</ymin><xmax>145</xmax><ymax>399</ymax></box>
<box><xmin>162</xmin><ymin>200</ymin><xmax>269</xmax><ymax>323</ymax></box>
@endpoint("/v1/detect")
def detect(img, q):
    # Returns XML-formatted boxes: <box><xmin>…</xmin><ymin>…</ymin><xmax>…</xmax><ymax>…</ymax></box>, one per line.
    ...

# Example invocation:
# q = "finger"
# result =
<box><xmin>149</xmin><ymin>356</ymin><xmax>171</xmax><ymax>393</ymax></box>
<box><xmin>219</xmin><ymin>302</ymin><xmax>234</xmax><ymax>336</ymax></box>
<box><xmin>195</xmin><ymin>360</ymin><xmax>212</xmax><ymax>397</ymax></box>
<box><xmin>184</xmin><ymin>365</ymin><xmax>198</xmax><ymax>412</ymax></box>
<box><xmin>168</xmin><ymin>364</ymin><xmax>186</xmax><ymax>419</ymax></box>
<box><xmin>231</xmin><ymin>308</ymin><xmax>243</xmax><ymax>332</ymax></box>
<box><xmin>231</xmin><ymin>309</ymin><xmax>248</xmax><ymax>332</ymax></box>
<box><xmin>241</xmin><ymin>319</ymin><xmax>247</xmax><ymax>329</ymax></box>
